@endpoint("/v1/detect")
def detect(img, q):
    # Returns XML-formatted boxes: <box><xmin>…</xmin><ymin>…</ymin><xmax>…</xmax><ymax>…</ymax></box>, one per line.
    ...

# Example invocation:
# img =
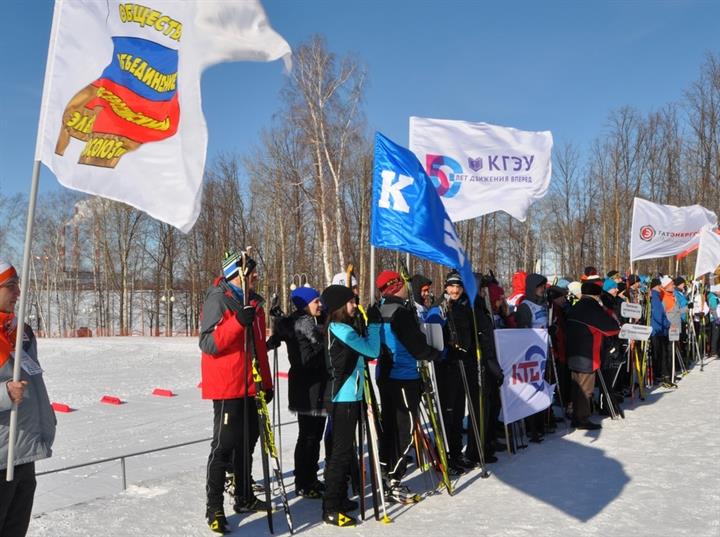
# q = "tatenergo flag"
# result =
<box><xmin>494</xmin><ymin>328</ymin><xmax>555</xmax><ymax>424</ymax></box>
<box><xmin>35</xmin><ymin>0</ymin><xmax>291</xmax><ymax>232</ymax></box>
<box><xmin>371</xmin><ymin>132</ymin><xmax>477</xmax><ymax>301</ymax></box>
<box><xmin>694</xmin><ymin>225</ymin><xmax>720</xmax><ymax>278</ymax></box>
<box><xmin>408</xmin><ymin>117</ymin><xmax>553</xmax><ymax>222</ymax></box>
<box><xmin>630</xmin><ymin>198</ymin><xmax>718</xmax><ymax>262</ymax></box>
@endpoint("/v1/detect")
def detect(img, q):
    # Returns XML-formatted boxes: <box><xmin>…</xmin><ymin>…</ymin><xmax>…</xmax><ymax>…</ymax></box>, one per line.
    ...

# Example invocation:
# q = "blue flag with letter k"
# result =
<box><xmin>371</xmin><ymin>132</ymin><xmax>477</xmax><ymax>301</ymax></box>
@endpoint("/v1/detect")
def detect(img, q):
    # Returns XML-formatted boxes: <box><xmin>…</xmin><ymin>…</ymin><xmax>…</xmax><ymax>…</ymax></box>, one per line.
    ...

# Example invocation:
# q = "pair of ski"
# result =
<box><xmin>240</xmin><ymin>253</ymin><xmax>293</xmax><ymax>535</ymax></box>
<box><xmin>355</xmin><ymin>355</ymin><xmax>423</xmax><ymax>524</ymax></box>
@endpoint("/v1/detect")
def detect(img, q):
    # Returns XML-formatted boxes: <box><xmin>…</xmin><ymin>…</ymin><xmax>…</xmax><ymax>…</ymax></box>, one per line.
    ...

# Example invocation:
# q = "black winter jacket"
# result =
<box><xmin>566</xmin><ymin>297</ymin><xmax>621</xmax><ymax>373</ymax></box>
<box><xmin>268</xmin><ymin>311</ymin><xmax>329</xmax><ymax>415</ymax></box>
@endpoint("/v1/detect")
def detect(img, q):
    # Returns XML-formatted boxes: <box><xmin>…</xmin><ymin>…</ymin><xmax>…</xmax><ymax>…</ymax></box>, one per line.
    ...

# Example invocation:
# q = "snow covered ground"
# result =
<box><xmin>25</xmin><ymin>337</ymin><xmax>720</xmax><ymax>536</ymax></box>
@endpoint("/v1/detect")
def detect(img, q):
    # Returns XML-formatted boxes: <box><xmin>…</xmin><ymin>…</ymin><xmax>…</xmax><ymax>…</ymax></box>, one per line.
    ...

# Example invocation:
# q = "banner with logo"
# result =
<box><xmin>630</xmin><ymin>198</ymin><xmax>717</xmax><ymax>262</ymax></box>
<box><xmin>408</xmin><ymin>117</ymin><xmax>553</xmax><ymax>222</ymax></box>
<box><xmin>371</xmin><ymin>132</ymin><xmax>477</xmax><ymax>301</ymax></box>
<box><xmin>35</xmin><ymin>0</ymin><xmax>290</xmax><ymax>232</ymax></box>
<box><xmin>494</xmin><ymin>328</ymin><xmax>554</xmax><ymax>424</ymax></box>
<box><xmin>694</xmin><ymin>225</ymin><xmax>720</xmax><ymax>278</ymax></box>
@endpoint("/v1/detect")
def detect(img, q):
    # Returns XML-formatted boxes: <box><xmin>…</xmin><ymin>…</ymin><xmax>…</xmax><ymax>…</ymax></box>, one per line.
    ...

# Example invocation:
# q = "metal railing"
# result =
<box><xmin>36</xmin><ymin>418</ymin><xmax>298</xmax><ymax>491</ymax></box>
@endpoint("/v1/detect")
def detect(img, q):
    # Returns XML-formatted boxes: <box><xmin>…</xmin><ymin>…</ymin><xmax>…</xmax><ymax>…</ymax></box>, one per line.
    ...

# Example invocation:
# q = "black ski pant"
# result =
<box><xmin>711</xmin><ymin>322</ymin><xmax>720</xmax><ymax>357</ymax></box>
<box><xmin>651</xmin><ymin>335</ymin><xmax>671</xmax><ymax>380</ymax></box>
<box><xmin>462</xmin><ymin>359</ymin><xmax>486</xmax><ymax>461</ymax></box>
<box><xmin>436</xmin><ymin>359</ymin><xmax>466</xmax><ymax>460</ymax></box>
<box><xmin>323</xmin><ymin>402</ymin><xmax>359</xmax><ymax>513</ymax></box>
<box><xmin>294</xmin><ymin>413</ymin><xmax>328</xmax><ymax>491</ymax></box>
<box><xmin>0</xmin><ymin>462</ymin><xmax>35</xmax><ymax>537</ymax></box>
<box><xmin>378</xmin><ymin>378</ymin><xmax>420</xmax><ymax>483</ymax></box>
<box><xmin>206</xmin><ymin>397</ymin><xmax>259</xmax><ymax>512</ymax></box>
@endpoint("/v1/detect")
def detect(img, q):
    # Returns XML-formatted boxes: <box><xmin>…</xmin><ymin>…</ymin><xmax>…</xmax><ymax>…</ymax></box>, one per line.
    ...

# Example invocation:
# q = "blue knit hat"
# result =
<box><xmin>603</xmin><ymin>278</ymin><xmax>618</xmax><ymax>292</ymax></box>
<box><xmin>222</xmin><ymin>250</ymin><xmax>242</xmax><ymax>281</ymax></box>
<box><xmin>291</xmin><ymin>286</ymin><xmax>320</xmax><ymax>310</ymax></box>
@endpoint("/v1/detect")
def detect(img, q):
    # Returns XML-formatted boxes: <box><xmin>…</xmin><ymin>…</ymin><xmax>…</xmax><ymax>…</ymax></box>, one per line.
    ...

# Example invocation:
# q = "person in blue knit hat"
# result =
<box><xmin>266</xmin><ymin>285</ymin><xmax>329</xmax><ymax>500</ymax></box>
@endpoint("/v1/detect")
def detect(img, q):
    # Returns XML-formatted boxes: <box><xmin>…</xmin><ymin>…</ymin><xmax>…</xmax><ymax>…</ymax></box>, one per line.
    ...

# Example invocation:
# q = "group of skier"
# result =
<box><xmin>198</xmin><ymin>250</ymin><xmax>717</xmax><ymax>533</ymax></box>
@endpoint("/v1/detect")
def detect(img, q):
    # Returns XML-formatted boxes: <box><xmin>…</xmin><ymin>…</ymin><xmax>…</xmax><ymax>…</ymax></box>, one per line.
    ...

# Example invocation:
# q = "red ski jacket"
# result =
<box><xmin>199</xmin><ymin>277</ymin><xmax>272</xmax><ymax>400</ymax></box>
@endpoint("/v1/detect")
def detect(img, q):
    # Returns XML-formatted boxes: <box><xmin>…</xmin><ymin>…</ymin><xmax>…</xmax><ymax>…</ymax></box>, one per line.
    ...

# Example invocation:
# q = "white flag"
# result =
<box><xmin>630</xmin><ymin>198</ymin><xmax>717</xmax><ymax>262</ymax></box>
<box><xmin>494</xmin><ymin>328</ymin><xmax>554</xmax><ymax>424</ymax></box>
<box><xmin>408</xmin><ymin>117</ymin><xmax>552</xmax><ymax>222</ymax></box>
<box><xmin>694</xmin><ymin>225</ymin><xmax>720</xmax><ymax>278</ymax></box>
<box><xmin>36</xmin><ymin>0</ymin><xmax>291</xmax><ymax>232</ymax></box>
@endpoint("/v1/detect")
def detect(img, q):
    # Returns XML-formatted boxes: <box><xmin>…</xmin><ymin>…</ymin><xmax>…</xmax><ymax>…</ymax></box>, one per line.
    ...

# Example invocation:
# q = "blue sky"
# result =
<box><xmin>0</xmin><ymin>0</ymin><xmax>718</xmax><ymax>197</ymax></box>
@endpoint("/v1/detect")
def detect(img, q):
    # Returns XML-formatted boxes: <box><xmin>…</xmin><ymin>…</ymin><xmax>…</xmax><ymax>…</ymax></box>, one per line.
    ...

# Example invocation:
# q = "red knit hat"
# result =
<box><xmin>375</xmin><ymin>270</ymin><xmax>404</xmax><ymax>296</ymax></box>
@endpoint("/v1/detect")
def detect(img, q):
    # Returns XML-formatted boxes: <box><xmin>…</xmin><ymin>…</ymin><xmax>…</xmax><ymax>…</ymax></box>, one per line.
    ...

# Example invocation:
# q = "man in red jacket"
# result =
<box><xmin>199</xmin><ymin>251</ymin><xmax>273</xmax><ymax>534</ymax></box>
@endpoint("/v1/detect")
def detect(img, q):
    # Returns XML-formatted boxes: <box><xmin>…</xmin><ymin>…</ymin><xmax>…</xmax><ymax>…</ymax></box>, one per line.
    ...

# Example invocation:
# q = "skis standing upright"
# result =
<box><xmin>240</xmin><ymin>250</ymin><xmax>294</xmax><ymax>535</ymax></box>
<box><xmin>397</xmin><ymin>262</ymin><xmax>455</xmax><ymax>494</ymax></box>
<box><xmin>346</xmin><ymin>264</ymin><xmax>391</xmax><ymax>523</ymax></box>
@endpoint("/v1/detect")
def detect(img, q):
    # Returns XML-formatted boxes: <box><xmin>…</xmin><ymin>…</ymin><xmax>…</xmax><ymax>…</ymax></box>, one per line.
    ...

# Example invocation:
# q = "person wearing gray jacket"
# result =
<box><xmin>0</xmin><ymin>260</ymin><xmax>56</xmax><ymax>537</ymax></box>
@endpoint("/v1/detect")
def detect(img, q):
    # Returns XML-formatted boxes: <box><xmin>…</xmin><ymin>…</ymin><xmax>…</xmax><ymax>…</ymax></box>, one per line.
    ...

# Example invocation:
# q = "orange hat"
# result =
<box><xmin>0</xmin><ymin>261</ymin><xmax>18</xmax><ymax>286</ymax></box>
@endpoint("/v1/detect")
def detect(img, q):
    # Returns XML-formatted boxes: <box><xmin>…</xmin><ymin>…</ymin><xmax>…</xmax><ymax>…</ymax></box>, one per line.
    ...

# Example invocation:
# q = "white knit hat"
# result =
<box><xmin>331</xmin><ymin>272</ymin><xmax>357</xmax><ymax>287</ymax></box>
<box><xmin>568</xmin><ymin>281</ymin><xmax>582</xmax><ymax>299</ymax></box>
<box><xmin>660</xmin><ymin>275</ymin><xmax>673</xmax><ymax>289</ymax></box>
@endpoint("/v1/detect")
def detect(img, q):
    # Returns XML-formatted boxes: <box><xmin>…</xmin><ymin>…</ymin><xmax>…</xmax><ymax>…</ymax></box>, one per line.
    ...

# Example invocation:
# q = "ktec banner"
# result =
<box><xmin>409</xmin><ymin>117</ymin><xmax>552</xmax><ymax>222</ymax></box>
<box><xmin>36</xmin><ymin>0</ymin><xmax>290</xmax><ymax>232</ymax></box>
<box><xmin>494</xmin><ymin>328</ymin><xmax>555</xmax><ymax>424</ymax></box>
<box><xmin>630</xmin><ymin>198</ymin><xmax>718</xmax><ymax>262</ymax></box>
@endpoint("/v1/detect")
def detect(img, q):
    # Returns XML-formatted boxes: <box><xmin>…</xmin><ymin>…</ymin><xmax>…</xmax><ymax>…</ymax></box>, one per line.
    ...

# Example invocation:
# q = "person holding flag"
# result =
<box><xmin>0</xmin><ymin>261</ymin><xmax>56</xmax><ymax>537</ymax></box>
<box><xmin>374</xmin><ymin>269</ymin><xmax>441</xmax><ymax>502</ymax></box>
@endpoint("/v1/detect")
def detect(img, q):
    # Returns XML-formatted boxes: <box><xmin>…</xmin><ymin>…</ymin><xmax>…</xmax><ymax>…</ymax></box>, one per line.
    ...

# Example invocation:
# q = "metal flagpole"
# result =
<box><xmin>7</xmin><ymin>160</ymin><xmax>42</xmax><ymax>481</ymax></box>
<box><xmin>370</xmin><ymin>246</ymin><xmax>376</xmax><ymax>305</ymax></box>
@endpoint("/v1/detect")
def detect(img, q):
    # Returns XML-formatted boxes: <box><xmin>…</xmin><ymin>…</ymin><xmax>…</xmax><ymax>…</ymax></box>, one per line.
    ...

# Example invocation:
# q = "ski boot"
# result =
<box><xmin>323</xmin><ymin>510</ymin><xmax>357</xmax><ymax>527</ymax></box>
<box><xmin>206</xmin><ymin>508</ymin><xmax>230</xmax><ymax>534</ymax></box>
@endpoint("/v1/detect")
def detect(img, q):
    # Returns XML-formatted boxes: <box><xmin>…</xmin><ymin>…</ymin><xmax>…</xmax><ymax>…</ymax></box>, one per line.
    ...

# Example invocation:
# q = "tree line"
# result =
<box><xmin>1</xmin><ymin>38</ymin><xmax>717</xmax><ymax>337</ymax></box>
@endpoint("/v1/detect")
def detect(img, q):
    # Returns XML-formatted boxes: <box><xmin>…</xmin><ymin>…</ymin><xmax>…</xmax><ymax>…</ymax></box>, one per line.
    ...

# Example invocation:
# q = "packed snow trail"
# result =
<box><xmin>28</xmin><ymin>338</ymin><xmax>719</xmax><ymax>536</ymax></box>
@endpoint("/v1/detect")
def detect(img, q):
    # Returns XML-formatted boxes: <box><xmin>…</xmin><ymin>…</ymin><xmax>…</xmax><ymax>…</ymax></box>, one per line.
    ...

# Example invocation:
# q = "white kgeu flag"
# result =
<box><xmin>494</xmin><ymin>328</ymin><xmax>554</xmax><ymax>424</ymax></box>
<box><xmin>694</xmin><ymin>225</ymin><xmax>720</xmax><ymax>278</ymax></box>
<box><xmin>35</xmin><ymin>0</ymin><xmax>291</xmax><ymax>232</ymax></box>
<box><xmin>630</xmin><ymin>198</ymin><xmax>718</xmax><ymax>262</ymax></box>
<box><xmin>408</xmin><ymin>117</ymin><xmax>552</xmax><ymax>222</ymax></box>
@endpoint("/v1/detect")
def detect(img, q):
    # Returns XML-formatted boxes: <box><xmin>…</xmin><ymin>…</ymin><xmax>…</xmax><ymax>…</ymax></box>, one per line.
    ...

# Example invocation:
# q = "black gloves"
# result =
<box><xmin>366</xmin><ymin>304</ymin><xmax>382</xmax><ymax>324</ymax></box>
<box><xmin>266</xmin><ymin>334</ymin><xmax>281</xmax><ymax>350</ymax></box>
<box><xmin>237</xmin><ymin>306</ymin><xmax>256</xmax><ymax>327</ymax></box>
<box><xmin>264</xmin><ymin>389</ymin><xmax>274</xmax><ymax>404</ymax></box>
<box><xmin>242</xmin><ymin>256</ymin><xmax>257</xmax><ymax>279</ymax></box>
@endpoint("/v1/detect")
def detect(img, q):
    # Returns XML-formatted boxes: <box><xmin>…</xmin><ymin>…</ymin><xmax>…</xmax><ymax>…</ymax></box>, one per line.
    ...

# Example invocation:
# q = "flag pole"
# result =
<box><xmin>7</xmin><ymin>160</ymin><xmax>42</xmax><ymax>481</ymax></box>
<box><xmin>370</xmin><ymin>246</ymin><xmax>376</xmax><ymax>305</ymax></box>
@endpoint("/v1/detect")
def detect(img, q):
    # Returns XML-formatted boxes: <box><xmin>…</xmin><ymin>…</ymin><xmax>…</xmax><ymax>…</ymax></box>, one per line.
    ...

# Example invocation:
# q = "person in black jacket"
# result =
<box><xmin>469</xmin><ymin>274</ymin><xmax>501</xmax><ymax>463</ymax></box>
<box><xmin>267</xmin><ymin>286</ymin><xmax>329</xmax><ymax>499</ymax></box>
<box><xmin>566</xmin><ymin>282</ymin><xmax>621</xmax><ymax>430</ymax></box>
<box><xmin>375</xmin><ymin>270</ymin><xmax>441</xmax><ymax>503</ymax></box>
<box><xmin>438</xmin><ymin>271</ymin><xmax>479</xmax><ymax>473</ymax></box>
